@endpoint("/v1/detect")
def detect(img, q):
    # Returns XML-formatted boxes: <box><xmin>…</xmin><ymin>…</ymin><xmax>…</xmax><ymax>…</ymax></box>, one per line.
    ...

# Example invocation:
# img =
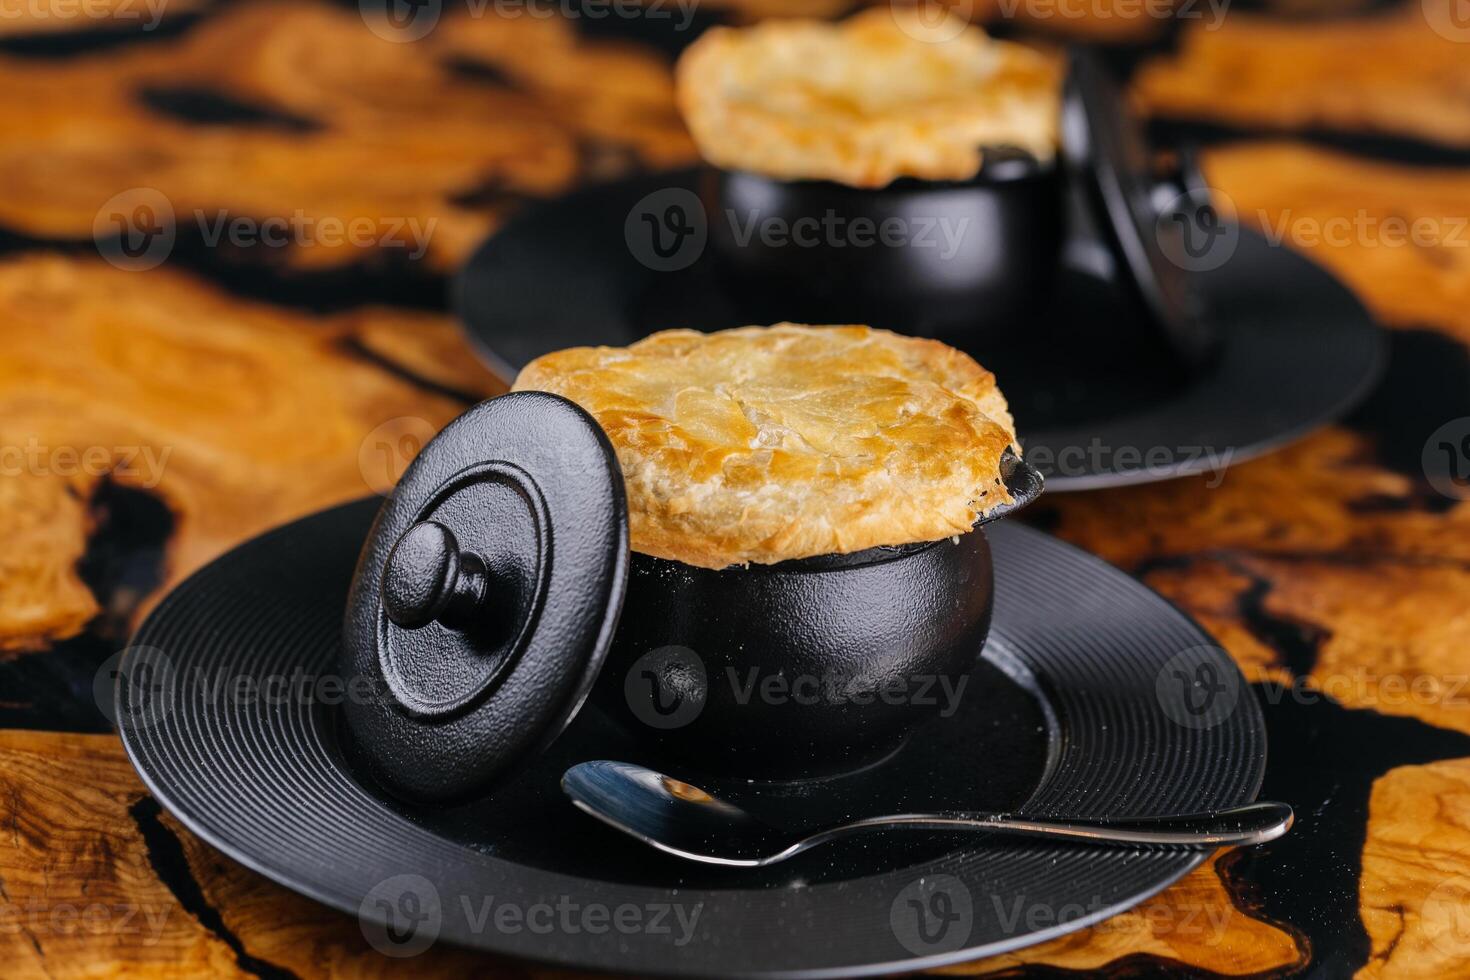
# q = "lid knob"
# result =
<box><xmin>382</xmin><ymin>521</ymin><xmax>488</xmax><ymax>631</ymax></box>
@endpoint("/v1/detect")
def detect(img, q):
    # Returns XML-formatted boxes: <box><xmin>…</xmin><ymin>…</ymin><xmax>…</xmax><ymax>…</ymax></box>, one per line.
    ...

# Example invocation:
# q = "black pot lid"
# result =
<box><xmin>340</xmin><ymin>391</ymin><xmax>629</xmax><ymax>803</ymax></box>
<box><xmin>1061</xmin><ymin>49</ymin><xmax>1217</xmax><ymax>368</ymax></box>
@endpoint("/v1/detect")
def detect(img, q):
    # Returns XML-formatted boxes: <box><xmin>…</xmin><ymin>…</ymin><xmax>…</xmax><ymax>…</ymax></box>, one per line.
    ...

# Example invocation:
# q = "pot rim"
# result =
<box><xmin>632</xmin><ymin>448</ymin><xmax>1043</xmax><ymax>575</ymax></box>
<box><xmin>712</xmin><ymin>146</ymin><xmax>1058</xmax><ymax>196</ymax></box>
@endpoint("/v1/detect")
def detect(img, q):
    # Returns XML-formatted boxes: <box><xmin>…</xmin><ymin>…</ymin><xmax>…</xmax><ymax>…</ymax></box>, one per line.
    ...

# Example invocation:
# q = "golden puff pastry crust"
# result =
<box><xmin>512</xmin><ymin>324</ymin><xmax>1019</xmax><ymax>569</ymax></box>
<box><xmin>676</xmin><ymin>7</ymin><xmax>1060</xmax><ymax>189</ymax></box>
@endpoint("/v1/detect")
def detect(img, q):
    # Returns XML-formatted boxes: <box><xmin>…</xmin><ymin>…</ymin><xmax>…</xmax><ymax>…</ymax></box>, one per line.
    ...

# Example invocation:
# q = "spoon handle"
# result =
<box><xmin>821</xmin><ymin>801</ymin><xmax>1293</xmax><ymax>848</ymax></box>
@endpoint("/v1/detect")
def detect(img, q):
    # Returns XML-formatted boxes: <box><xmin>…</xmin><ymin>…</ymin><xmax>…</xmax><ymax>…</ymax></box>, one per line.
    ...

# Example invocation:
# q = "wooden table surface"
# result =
<box><xmin>2</xmin><ymin>1</ymin><xmax>1469</xmax><ymax>976</ymax></box>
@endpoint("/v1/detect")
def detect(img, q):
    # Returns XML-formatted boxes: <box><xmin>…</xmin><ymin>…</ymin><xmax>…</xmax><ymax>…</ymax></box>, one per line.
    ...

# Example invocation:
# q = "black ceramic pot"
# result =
<box><xmin>594</xmin><ymin>451</ymin><xmax>1043</xmax><ymax>781</ymax></box>
<box><xmin>706</xmin><ymin>149</ymin><xmax>1063</xmax><ymax>346</ymax></box>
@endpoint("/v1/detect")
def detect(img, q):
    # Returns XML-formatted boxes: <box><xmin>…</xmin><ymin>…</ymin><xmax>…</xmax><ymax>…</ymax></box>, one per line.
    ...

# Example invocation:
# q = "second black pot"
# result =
<box><xmin>706</xmin><ymin>152</ymin><xmax>1064</xmax><ymax>347</ymax></box>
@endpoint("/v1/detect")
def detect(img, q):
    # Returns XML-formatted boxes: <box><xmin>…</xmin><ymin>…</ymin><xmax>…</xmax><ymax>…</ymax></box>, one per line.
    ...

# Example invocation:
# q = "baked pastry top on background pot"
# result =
<box><xmin>677</xmin><ymin>7</ymin><xmax>1059</xmax><ymax>189</ymax></box>
<box><xmin>512</xmin><ymin>323</ymin><xmax>1019</xmax><ymax>569</ymax></box>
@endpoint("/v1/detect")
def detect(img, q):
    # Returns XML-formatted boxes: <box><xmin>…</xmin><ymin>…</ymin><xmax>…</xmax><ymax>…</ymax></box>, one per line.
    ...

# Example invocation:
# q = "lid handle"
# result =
<box><xmin>382</xmin><ymin>521</ymin><xmax>489</xmax><ymax>631</ymax></box>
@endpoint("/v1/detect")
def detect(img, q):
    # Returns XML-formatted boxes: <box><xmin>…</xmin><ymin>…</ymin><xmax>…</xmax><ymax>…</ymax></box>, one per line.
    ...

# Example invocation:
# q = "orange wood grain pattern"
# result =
<box><xmin>1206</xmin><ymin>143</ymin><xmax>1470</xmax><ymax>341</ymax></box>
<box><xmin>940</xmin><ymin>854</ymin><xmax>1304</xmax><ymax>975</ymax></box>
<box><xmin>0</xmin><ymin>255</ymin><xmax>494</xmax><ymax>649</ymax></box>
<box><xmin>0</xmin><ymin>729</ymin><xmax>545</xmax><ymax>979</ymax></box>
<box><xmin>1136</xmin><ymin>2</ymin><xmax>1470</xmax><ymax>147</ymax></box>
<box><xmin>1357</xmin><ymin>760</ymin><xmax>1470</xmax><ymax>979</ymax></box>
<box><xmin>0</xmin><ymin>2</ymin><xmax>691</xmax><ymax>273</ymax></box>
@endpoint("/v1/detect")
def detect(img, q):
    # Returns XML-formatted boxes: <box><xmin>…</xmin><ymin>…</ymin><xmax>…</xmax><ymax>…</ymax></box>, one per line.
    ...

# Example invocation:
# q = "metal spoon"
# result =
<box><xmin>562</xmin><ymin>760</ymin><xmax>1293</xmax><ymax>868</ymax></box>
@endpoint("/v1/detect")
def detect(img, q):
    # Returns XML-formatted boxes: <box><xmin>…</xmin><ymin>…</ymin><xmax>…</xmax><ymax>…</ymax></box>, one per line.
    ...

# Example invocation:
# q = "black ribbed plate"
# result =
<box><xmin>455</xmin><ymin>170</ymin><xmax>1383</xmax><ymax>491</ymax></box>
<box><xmin>118</xmin><ymin>499</ymin><xmax>1266</xmax><ymax>977</ymax></box>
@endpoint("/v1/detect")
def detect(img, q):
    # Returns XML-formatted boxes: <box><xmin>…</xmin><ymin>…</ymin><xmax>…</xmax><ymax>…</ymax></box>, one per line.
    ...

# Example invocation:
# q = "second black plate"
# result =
<box><xmin>456</xmin><ymin>170</ymin><xmax>1383</xmax><ymax>490</ymax></box>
